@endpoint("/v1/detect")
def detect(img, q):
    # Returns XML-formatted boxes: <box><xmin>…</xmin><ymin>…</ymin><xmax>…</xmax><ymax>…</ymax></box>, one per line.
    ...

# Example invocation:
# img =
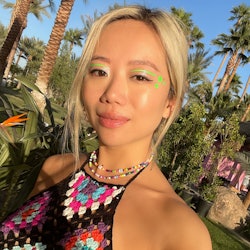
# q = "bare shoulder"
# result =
<box><xmin>139</xmin><ymin>165</ymin><xmax>212</xmax><ymax>250</ymax></box>
<box><xmin>115</xmin><ymin>165</ymin><xmax>212</xmax><ymax>250</ymax></box>
<box><xmin>29</xmin><ymin>153</ymin><xmax>88</xmax><ymax>197</ymax></box>
<box><xmin>158</xmin><ymin>195</ymin><xmax>212</xmax><ymax>250</ymax></box>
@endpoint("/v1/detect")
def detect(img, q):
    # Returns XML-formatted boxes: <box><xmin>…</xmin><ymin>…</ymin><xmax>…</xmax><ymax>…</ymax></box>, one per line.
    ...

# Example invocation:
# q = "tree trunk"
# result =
<box><xmin>211</xmin><ymin>52</ymin><xmax>229</xmax><ymax>89</ymax></box>
<box><xmin>0</xmin><ymin>0</ymin><xmax>31</xmax><ymax>82</ymax></box>
<box><xmin>243</xmin><ymin>190</ymin><xmax>250</xmax><ymax>209</ymax></box>
<box><xmin>35</xmin><ymin>0</ymin><xmax>75</xmax><ymax>96</ymax></box>
<box><xmin>3</xmin><ymin>24</ymin><xmax>26</xmax><ymax>79</ymax></box>
<box><xmin>224</xmin><ymin>56</ymin><xmax>241</xmax><ymax>92</ymax></box>
<box><xmin>241</xmin><ymin>103</ymin><xmax>250</xmax><ymax>122</ymax></box>
<box><xmin>16</xmin><ymin>51</ymin><xmax>24</xmax><ymax>66</ymax></box>
<box><xmin>216</xmin><ymin>51</ymin><xmax>238</xmax><ymax>94</ymax></box>
<box><xmin>238</xmin><ymin>75</ymin><xmax>250</xmax><ymax>105</ymax></box>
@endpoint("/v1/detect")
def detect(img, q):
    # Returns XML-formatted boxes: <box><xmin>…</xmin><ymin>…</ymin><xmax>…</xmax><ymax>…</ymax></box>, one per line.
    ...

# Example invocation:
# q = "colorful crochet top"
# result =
<box><xmin>0</xmin><ymin>160</ymin><xmax>141</xmax><ymax>250</ymax></box>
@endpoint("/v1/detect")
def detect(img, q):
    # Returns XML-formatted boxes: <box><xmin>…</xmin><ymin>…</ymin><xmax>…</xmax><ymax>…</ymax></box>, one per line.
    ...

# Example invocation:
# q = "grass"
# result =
<box><xmin>202</xmin><ymin>217</ymin><xmax>250</xmax><ymax>250</ymax></box>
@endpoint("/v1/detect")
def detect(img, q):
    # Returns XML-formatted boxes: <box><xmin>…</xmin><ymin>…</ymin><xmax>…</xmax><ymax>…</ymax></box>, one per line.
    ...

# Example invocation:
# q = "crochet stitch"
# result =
<box><xmin>0</xmin><ymin>157</ymin><xmax>144</xmax><ymax>250</ymax></box>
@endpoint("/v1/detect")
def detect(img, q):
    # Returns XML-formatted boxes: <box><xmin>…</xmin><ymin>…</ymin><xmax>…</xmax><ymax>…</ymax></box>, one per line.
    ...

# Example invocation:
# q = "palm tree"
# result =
<box><xmin>15</xmin><ymin>36</ymin><xmax>30</xmax><ymax>66</ymax></box>
<box><xmin>34</xmin><ymin>0</ymin><xmax>88</xmax><ymax>112</ymax></box>
<box><xmin>170</xmin><ymin>7</ymin><xmax>204</xmax><ymax>49</ymax></box>
<box><xmin>212</xmin><ymin>32</ymin><xmax>240</xmax><ymax>94</ymax></box>
<box><xmin>210</xmin><ymin>48</ymin><xmax>230</xmax><ymax>89</ymax></box>
<box><xmin>63</xmin><ymin>28</ymin><xmax>83</xmax><ymax>54</ymax></box>
<box><xmin>242</xmin><ymin>103</ymin><xmax>250</xmax><ymax>122</ymax></box>
<box><xmin>188</xmin><ymin>48</ymin><xmax>212</xmax><ymax>85</ymax></box>
<box><xmin>80</xmin><ymin>10</ymin><xmax>99</xmax><ymax>39</ymax></box>
<box><xmin>229</xmin><ymin>3</ymin><xmax>250</xmax><ymax>29</ymax></box>
<box><xmin>29</xmin><ymin>0</ymin><xmax>54</xmax><ymax>21</ymax></box>
<box><xmin>224</xmin><ymin>53</ymin><xmax>249</xmax><ymax>91</ymax></box>
<box><xmin>24</xmin><ymin>37</ymin><xmax>45</xmax><ymax>76</ymax></box>
<box><xmin>239</xmin><ymin>75</ymin><xmax>250</xmax><ymax>105</ymax></box>
<box><xmin>225</xmin><ymin>74</ymin><xmax>243</xmax><ymax>96</ymax></box>
<box><xmin>212</xmin><ymin>4</ymin><xmax>250</xmax><ymax>94</ymax></box>
<box><xmin>0</xmin><ymin>0</ymin><xmax>32</xmax><ymax>82</ymax></box>
<box><xmin>0</xmin><ymin>22</ymin><xmax>8</xmax><ymax>48</ymax></box>
<box><xmin>0</xmin><ymin>0</ymin><xmax>54</xmax><ymax>81</ymax></box>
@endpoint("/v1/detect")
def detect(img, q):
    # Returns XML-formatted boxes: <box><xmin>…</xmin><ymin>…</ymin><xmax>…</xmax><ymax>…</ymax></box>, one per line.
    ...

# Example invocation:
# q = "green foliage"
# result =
<box><xmin>170</xmin><ymin>6</ymin><xmax>204</xmax><ymax>49</ymax></box>
<box><xmin>159</xmin><ymin>91</ymin><xmax>245</xmax><ymax>202</ymax></box>
<box><xmin>49</xmin><ymin>42</ymin><xmax>79</xmax><ymax>105</ymax></box>
<box><xmin>10</xmin><ymin>64</ymin><xmax>23</xmax><ymax>76</ymax></box>
<box><xmin>0</xmin><ymin>82</ymin><xmax>66</xmax><ymax>222</ymax></box>
<box><xmin>23</xmin><ymin>37</ymin><xmax>45</xmax><ymax>76</ymax></box>
<box><xmin>213</xmin><ymin>113</ymin><xmax>245</xmax><ymax>160</ymax></box>
<box><xmin>188</xmin><ymin>48</ymin><xmax>212</xmax><ymax>85</ymax></box>
<box><xmin>203</xmin><ymin>218</ymin><xmax>250</xmax><ymax>250</ymax></box>
<box><xmin>198</xmin><ymin>176</ymin><xmax>223</xmax><ymax>202</ymax></box>
<box><xmin>158</xmin><ymin>102</ymin><xmax>214</xmax><ymax>190</ymax></box>
<box><xmin>198</xmin><ymin>113</ymin><xmax>245</xmax><ymax>201</ymax></box>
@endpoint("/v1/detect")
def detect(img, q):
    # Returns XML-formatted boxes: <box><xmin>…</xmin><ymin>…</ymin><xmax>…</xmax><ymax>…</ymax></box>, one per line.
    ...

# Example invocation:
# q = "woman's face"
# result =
<box><xmin>82</xmin><ymin>19</ymin><xmax>174</xmax><ymax>148</ymax></box>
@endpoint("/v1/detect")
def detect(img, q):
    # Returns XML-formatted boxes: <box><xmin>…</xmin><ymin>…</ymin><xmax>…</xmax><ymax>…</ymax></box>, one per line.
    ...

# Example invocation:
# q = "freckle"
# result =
<box><xmin>158</xmin><ymin>76</ymin><xmax>163</xmax><ymax>82</ymax></box>
<box><xmin>162</xmin><ymin>81</ymin><xmax>166</xmax><ymax>85</ymax></box>
<box><xmin>154</xmin><ymin>83</ymin><xmax>159</xmax><ymax>89</ymax></box>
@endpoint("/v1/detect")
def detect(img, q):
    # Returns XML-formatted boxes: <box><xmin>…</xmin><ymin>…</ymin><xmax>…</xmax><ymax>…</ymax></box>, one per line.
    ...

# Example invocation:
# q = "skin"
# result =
<box><xmin>31</xmin><ymin>20</ymin><xmax>212</xmax><ymax>250</ymax></box>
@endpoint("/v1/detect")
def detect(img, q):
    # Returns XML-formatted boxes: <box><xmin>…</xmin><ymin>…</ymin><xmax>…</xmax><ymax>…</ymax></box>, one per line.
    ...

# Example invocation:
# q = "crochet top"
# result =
<box><xmin>0</xmin><ymin>160</ymin><xmax>142</xmax><ymax>250</ymax></box>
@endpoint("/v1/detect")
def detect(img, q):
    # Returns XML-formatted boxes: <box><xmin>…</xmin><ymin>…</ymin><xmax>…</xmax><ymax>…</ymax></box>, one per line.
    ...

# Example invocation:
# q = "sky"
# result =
<box><xmin>0</xmin><ymin>0</ymin><xmax>249</xmax><ymax>92</ymax></box>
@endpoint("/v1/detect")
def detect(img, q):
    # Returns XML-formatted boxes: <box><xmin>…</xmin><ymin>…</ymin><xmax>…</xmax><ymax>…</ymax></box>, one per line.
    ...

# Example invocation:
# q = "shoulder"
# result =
<box><xmin>128</xmin><ymin>165</ymin><xmax>212</xmax><ymax>250</ymax></box>
<box><xmin>29</xmin><ymin>153</ymin><xmax>88</xmax><ymax>198</ymax></box>
<box><xmin>158</xmin><ymin>196</ymin><xmax>212</xmax><ymax>250</ymax></box>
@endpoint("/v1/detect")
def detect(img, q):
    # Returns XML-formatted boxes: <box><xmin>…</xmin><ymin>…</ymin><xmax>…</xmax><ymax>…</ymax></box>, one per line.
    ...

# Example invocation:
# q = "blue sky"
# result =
<box><xmin>0</xmin><ymin>0</ymin><xmax>249</xmax><ymax>91</ymax></box>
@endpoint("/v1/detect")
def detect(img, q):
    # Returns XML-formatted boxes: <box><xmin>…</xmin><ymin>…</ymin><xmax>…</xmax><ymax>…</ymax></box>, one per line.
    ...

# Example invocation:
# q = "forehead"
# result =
<box><xmin>92</xmin><ymin>19</ymin><xmax>167</xmax><ymax>70</ymax></box>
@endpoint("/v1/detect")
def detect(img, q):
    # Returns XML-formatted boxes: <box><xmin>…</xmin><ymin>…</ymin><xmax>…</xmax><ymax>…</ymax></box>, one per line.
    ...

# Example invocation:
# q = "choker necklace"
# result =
<box><xmin>88</xmin><ymin>150</ymin><xmax>154</xmax><ymax>180</ymax></box>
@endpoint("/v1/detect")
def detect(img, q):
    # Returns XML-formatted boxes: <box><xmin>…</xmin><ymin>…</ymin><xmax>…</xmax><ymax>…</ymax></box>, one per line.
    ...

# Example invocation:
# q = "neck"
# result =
<box><xmin>97</xmin><ymin>142</ymin><xmax>153</xmax><ymax>170</ymax></box>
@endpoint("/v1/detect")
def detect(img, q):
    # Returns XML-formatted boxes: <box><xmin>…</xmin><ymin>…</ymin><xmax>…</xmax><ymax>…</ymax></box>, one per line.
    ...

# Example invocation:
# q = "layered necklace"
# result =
<box><xmin>88</xmin><ymin>150</ymin><xmax>154</xmax><ymax>180</ymax></box>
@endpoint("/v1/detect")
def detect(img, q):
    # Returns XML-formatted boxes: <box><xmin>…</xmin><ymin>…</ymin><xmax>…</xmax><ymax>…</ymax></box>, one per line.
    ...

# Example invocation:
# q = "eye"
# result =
<box><xmin>132</xmin><ymin>75</ymin><xmax>152</xmax><ymax>82</ymax></box>
<box><xmin>89</xmin><ymin>69</ymin><xmax>107</xmax><ymax>77</ymax></box>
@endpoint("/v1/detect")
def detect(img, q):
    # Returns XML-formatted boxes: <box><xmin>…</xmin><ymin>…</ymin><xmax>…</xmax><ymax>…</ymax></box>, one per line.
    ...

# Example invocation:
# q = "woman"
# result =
<box><xmin>0</xmin><ymin>5</ymin><xmax>212</xmax><ymax>250</ymax></box>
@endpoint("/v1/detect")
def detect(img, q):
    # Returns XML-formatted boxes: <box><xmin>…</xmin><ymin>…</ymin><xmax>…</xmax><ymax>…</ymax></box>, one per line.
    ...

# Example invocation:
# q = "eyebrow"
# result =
<box><xmin>91</xmin><ymin>55</ymin><xmax>110</xmax><ymax>63</ymax></box>
<box><xmin>128</xmin><ymin>60</ymin><xmax>159</xmax><ymax>72</ymax></box>
<box><xmin>92</xmin><ymin>56</ymin><xmax>158</xmax><ymax>70</ymax></box>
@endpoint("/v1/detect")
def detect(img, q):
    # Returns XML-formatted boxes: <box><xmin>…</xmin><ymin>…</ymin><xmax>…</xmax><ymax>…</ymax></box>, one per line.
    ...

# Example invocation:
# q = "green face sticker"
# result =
<box><xmin>131</xmin><ymin>69</ymin><xmax>166</xmax><ymax>89</ymax></box>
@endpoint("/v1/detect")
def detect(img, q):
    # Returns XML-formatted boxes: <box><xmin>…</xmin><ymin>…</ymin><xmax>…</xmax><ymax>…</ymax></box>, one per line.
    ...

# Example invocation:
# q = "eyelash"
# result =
<box><xmin>89</xmin><ymin>69</ymin><xmax>107</xmax><ymax>77</ymax></box>
<box><xmin>132</xmin><ymin>75</ymin><xmax>152</xmax><ymax>82</ymax></box>
<box><xmin>89</xmin><ymin>69</ymin><xmax>152</xmax><ymax>82</ymax></box>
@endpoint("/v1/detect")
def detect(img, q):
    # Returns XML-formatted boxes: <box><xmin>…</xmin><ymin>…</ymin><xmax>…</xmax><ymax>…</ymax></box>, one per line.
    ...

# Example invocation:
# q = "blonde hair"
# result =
<box><xmin>63</xmin><ymin>5</ymin><xmax>188</xmax><ymax>160</ymax></box>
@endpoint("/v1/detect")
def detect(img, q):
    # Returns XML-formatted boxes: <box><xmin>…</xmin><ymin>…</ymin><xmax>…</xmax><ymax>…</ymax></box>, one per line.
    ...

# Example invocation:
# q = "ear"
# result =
<box><xmin>162</xmin><ymin>98</ymin><xmax>175</xmax><ymax>119</ymax></box>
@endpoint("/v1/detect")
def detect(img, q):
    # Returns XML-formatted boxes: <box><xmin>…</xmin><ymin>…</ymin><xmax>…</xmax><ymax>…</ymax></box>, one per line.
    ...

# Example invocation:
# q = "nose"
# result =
<box><xmin>99</xmin><ymin>73</ymin><xmax>128</xmax><ymax>105</ymax></box>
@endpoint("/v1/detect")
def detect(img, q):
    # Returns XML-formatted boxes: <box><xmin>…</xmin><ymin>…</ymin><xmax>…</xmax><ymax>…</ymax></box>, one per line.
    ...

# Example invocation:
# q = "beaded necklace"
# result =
<box><xmin>88</xmin><ymin>150</ymin><xmax>154</xmax><ymax>180</ymax></box>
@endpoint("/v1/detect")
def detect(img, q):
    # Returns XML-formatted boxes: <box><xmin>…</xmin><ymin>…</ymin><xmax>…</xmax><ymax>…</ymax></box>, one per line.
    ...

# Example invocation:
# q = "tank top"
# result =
<box><xmin>0</xmin><ymin>159</ymin><xmax>143</xmax><ymax>249</ymax></box>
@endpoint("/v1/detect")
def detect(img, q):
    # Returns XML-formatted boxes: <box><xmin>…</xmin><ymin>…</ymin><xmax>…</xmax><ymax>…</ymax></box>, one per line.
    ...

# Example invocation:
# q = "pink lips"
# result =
<box><xmin>98</xmin><ymin>112</ymin><xmax>129</xmax><ymax>128</ymax></box>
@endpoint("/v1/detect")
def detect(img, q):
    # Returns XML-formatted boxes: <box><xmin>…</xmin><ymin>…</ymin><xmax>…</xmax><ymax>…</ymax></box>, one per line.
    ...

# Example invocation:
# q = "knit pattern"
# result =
<box><xmin>0</xmin><ymin>165</ymin><xmax>126</xmax><ymax>250</ymax></box>
<box><xmin>0</xmin><ymin>192</ymin><xmax>51</xmax><ymax>239</ymax></box>
<box><xmin>63</xmin><ymin>170</ymin><xmax>124</xmax><ymax>220</ymax></box>
<box><xmin>61</xmin><ymin>222</ymin><xmax>109</xmax><ymax>250</ymax></box>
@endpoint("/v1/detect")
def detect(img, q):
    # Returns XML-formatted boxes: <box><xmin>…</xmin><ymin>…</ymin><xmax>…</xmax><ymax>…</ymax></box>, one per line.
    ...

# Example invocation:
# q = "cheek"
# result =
<box><xmin>134</xmin><ymin>88</ymin><xmax>168</xmax><ymax>115</ymax></box>
<box><xmin>81</xmin><ymin>85</ymin><xmax>95</xmax><ymax>115</ymax></box>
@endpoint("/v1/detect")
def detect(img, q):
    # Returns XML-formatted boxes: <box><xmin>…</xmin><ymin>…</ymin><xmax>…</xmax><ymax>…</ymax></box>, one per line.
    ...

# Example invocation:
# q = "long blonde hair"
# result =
<box><xmin>63</xmin><ymin>5</ymin><xmax>188</xmax><ymax>160</ymax></box>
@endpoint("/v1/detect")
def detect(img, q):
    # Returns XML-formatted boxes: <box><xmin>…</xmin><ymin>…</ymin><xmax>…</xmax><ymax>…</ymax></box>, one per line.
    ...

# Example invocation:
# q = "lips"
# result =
<box><xmin>98</xmin><ymin>112</ymin><xmax>129</xmax><ymax>128</ymax></box>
